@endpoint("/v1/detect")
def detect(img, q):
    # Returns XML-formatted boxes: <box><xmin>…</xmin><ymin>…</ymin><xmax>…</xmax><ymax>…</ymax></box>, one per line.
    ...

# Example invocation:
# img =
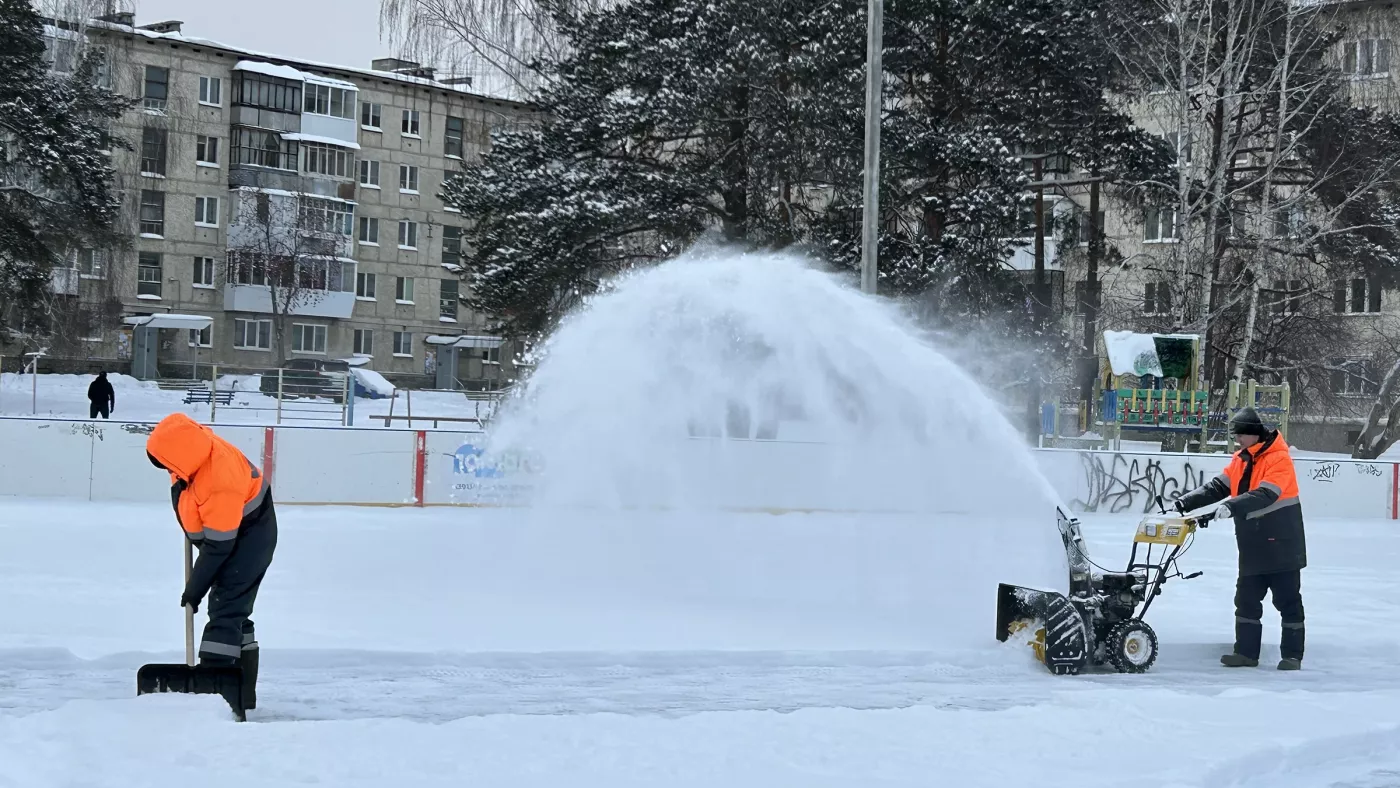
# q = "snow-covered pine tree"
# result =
<box><xmin>0</xmin><ymin>0</ymin><xmax>130</xmax><ymax>341</ymax></box>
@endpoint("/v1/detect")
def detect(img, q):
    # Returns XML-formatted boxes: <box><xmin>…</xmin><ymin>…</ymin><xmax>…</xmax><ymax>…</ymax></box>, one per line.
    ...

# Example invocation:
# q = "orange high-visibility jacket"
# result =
<box><xmin>1179</xmin><ymin>432</ymin><xmax>1307</xmax><ymax>576</ymax></box>
<box><xmin>146</xmin><ymin>413</ymin><xmax>267</xmax><ymax>544</ymax></box>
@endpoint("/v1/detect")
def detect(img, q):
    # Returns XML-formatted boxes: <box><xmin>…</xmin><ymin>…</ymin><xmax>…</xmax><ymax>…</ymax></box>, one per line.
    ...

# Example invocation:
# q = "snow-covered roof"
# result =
<box><xmin>279</xmin><ymin>133</ymin><xmax>360</xmax><ymax>150</ymax></box>
<box><xmin>426</xmin><ymin>334</ymin><xmax>505</xmax><ymax>349</ymax></box>
<box><xmin>124</xmin><ymin>314</ymin><xmax>215</xmax><ymax>330</ymax></box>
<box><xmin>230</xmin><ymin>186</ymin><xmax>356</xmax><ymax>206</ymax></box>
<box><xmin>303</xmin><ymin>73</ymin><xmax>358</xmax><ymax>91</ymax></box>
<box><xmin>234</xmin><ymin>59</ymin><xmax>309</xmax><ymax>82</ymax></box>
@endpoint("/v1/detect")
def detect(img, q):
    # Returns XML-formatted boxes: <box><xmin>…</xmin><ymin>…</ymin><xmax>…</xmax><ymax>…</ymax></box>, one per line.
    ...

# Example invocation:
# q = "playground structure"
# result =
<box><xmin>1040</xmin><ymin>331</ymin><xmax>1290</xmax><ymax>453</ymax></box>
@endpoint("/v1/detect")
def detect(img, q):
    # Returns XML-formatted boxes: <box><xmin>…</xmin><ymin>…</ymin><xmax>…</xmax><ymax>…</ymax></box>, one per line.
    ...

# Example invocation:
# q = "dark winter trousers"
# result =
<box><xmin>1234</xmin><ymin>570</ymin><xmax>1304</xmax><ymax>661</ymax></box>
<box><xmin>89</xmin><ymin>402</ymin><xmax>109</xmax><ymax>419</ymax></box>
<box><xmin>199</xmin><ymin>492</ymin><xmax>277</xmax><ymax>688</ymax></box>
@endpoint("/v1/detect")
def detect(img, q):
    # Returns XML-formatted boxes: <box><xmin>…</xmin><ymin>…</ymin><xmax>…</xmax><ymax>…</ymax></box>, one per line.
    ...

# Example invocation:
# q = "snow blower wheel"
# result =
<box><xmin>1105</xmin><ymin>620</ymin><xmax>1158</xmax><ymax>673</ymax></box>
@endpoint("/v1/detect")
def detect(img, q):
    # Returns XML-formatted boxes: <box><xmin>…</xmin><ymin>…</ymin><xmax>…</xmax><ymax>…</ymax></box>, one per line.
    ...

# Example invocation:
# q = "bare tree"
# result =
<box><xmin>226</xmin><ymin>190</ymin><xmax>353</xmax><ymax>365</ymax></box>
<box><xmin>377</xmin><ymin>0</ymin><xmax>613</xmax><ymax>99</ymax></box>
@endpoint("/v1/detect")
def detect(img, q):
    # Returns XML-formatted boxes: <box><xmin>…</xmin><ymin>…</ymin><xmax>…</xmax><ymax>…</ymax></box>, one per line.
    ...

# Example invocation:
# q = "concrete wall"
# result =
<box><xmin>2</xmin><ymin>417</ymin><xmax>1394</xmax><ymax>520</ymax></box>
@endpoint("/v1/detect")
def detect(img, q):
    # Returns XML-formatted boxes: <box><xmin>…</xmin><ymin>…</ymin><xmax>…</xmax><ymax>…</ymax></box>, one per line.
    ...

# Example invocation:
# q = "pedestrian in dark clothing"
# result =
<box><xmin>146</xmin><ymin>412</ymin><xmax>277</xmax><ymax>711</ymax></box>
<box><xmin>1177</xmin><ymin>407</ymin><xmax>1307</xmax><ymax>670</ymax></box>
<box><xmin>87</xmin><ymin>372</ymin><xmax>115</xmax><ymax>419</ymax></box>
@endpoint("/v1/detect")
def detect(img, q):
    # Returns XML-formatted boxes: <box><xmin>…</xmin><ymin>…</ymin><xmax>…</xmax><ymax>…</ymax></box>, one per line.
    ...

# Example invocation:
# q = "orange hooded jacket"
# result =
<box><xmin>146</xmin><ymin>413</ymin><xmax>267</xmax><ymax>544</ymax></box>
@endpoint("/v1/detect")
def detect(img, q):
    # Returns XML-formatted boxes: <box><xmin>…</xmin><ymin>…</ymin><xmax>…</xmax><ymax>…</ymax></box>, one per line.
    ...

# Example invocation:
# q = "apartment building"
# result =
<box><xmin>41</xmin><ymin>12</ymin><xmax>535</xmax><ymax>390</ymax></box>
<box><xmin>1019</xmin><ymin>1</ymin><xmax>1400</xmax><ymax>452</ymax></box>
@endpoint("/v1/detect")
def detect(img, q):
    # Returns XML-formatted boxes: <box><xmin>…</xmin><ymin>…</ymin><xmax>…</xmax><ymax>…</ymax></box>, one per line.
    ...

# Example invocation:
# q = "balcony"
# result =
<box><xmin>49</xmin><ymin>267</ymin><xmax>79</xmax><ymax>296</ymax></box>
<box><xmin>223</xmin><ymin>284</ymin><xmax>356</xmax><ymax>319</ymax></box>
<box><xmin>1005</xmin><ymin>238</ymin><xmax>1062</xmax><ymax>271</ymax></box>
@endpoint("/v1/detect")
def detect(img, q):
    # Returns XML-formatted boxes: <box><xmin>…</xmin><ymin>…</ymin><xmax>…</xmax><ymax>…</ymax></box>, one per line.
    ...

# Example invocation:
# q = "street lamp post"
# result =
<box><xmin>860</xmin><ymin>0</ymin><xmax>883</xmax><ymax>296</ymax></box>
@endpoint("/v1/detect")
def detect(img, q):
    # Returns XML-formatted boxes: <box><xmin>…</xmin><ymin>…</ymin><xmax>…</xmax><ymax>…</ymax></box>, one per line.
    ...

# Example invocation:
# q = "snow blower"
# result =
<box><xmin>996</xmin><ymin>499</ymin><xmax>1213</xmax><ymax>674</ymax></box>
<box><xmin>137</xmin><ymin>539</ymin><xmax>245</xmax><ymax>720</ymax></box>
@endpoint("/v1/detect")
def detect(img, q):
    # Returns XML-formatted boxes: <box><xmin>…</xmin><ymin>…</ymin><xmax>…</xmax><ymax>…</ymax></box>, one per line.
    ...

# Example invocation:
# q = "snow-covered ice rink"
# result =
<box><xmin>2</xmin><ymin>499</ymin><xmax>1399</xmax><ymax>787</ymax></box>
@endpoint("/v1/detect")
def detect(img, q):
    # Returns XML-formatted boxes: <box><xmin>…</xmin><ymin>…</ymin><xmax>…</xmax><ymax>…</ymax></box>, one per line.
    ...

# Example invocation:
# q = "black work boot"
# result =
<box><xmin>241</xmin><ymin>647</ymin><xmax>259</xmax><ymax>710</ymax></box>
<box><xmin>1277</xmin><ymin>658</ymin><xmax>1302</xmax><ymax>671</ymax></box>
<box><xmin>1221</xmin><ymin>653</ymin><xmax>1260</xmax><ymax>667</ymax></box>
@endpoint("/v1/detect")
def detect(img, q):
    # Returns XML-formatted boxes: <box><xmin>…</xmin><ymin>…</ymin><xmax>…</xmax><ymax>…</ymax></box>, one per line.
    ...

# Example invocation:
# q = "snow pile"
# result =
<box><xmin>485</xmin><ymin>248</ymin><xmax>1073</xmax><ymax>647</ymax></box>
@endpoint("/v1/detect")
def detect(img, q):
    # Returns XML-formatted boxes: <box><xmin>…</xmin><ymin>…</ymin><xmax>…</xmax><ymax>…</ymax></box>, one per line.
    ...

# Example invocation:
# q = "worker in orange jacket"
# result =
<box><xmin>1177</xmin><ymin>407</ymin><xmax>1307</xmax><ymax>670</ymax></box>
<box><xmin>146</xmin><ymin>413</ymin><xmax>277</xmax><ymax>709</ymax></box>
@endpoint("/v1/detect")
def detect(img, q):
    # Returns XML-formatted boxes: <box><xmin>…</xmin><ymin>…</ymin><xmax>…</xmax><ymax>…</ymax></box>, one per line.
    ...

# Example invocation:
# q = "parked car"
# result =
<box><xmin>259</xmin><ymin>358</ymin><xmax>351</xmax><ymax>402</ymax></box>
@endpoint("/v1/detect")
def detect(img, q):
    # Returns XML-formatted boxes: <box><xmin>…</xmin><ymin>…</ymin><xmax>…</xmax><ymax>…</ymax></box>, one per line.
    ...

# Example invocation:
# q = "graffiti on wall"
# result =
<box><xmin>1308</xmin><ymin>463</ymin><xmax>1341</xmax><ymax>483</ymax></box>
<box><xmin>1072</xmin><ymin>453</ymin><xmax>1212</xmax><ymax>514</ymax></box>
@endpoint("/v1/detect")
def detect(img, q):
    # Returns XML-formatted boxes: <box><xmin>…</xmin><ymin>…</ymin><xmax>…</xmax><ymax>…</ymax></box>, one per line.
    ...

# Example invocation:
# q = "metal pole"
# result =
<box><xmin>276</xmin><ymin>367</ymin><xmax>284</xmax><ymax>425</ymax></box>
<box><xmin>31</xmin><ymin>357</ymin><xmax>37</xmax><ymax>415</ymax></box>
<box><xmin>859</xmin><ymin>0</ymin><xmax>884</xmax><ymax>296</ymax></box>
<box><xmin>210</xmin><ymin>364</ymin><xmax>219</xmax><ymax>423</ymax></box>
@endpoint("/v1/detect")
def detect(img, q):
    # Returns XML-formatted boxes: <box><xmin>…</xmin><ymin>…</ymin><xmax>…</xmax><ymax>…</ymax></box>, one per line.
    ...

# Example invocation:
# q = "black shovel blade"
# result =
<box><xmin>137</xmin><ymin>663</ymin><xmax>246</xmax><ymax>721</ymax></box>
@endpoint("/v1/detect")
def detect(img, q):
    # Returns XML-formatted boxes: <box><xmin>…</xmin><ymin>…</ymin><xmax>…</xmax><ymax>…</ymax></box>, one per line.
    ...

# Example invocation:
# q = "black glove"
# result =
<box><xmin>1174</xmin><ymin>498</ymin><xmax>1188</xmax><ymax>514</ymax></box>
<box><xmin>180</xmin><ymin>590</ymin><xmax>202</xmax><ymax>613</ymax></box>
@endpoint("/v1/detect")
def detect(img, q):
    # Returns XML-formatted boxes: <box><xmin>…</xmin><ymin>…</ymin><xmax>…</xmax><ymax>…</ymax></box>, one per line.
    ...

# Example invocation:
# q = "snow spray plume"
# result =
<box><xmin>486</xmin><ymin>248</ymin><xmax>1063</xmax><ymax>516</ymax></box>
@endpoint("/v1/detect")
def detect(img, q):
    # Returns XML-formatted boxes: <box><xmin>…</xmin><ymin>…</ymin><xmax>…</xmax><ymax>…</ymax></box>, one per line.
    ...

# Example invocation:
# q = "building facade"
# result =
<box><xmin>41</xmin><ymin>12</ymin><xmax>535</xmax><ymax>390</ymax></box>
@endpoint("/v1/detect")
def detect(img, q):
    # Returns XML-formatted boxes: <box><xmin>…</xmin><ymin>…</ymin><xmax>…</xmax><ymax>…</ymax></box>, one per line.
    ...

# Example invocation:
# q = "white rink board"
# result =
<box><xmin>1</xmin><ymin>417</ymin><xmax>1394</xmax><ymax>519</ymax></box>
<box><xmin>272</xmin><ymin>427</ymin><xmax>417</xmax><ymax>505</ymax></box>
<box><xmin>1034</xmin><ymin>449</ymin><xmax>1394</xmax><ymax>520</ymax></box>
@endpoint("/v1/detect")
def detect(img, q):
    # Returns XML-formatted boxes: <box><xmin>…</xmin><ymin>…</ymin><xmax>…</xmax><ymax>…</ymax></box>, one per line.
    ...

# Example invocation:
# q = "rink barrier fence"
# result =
<box><xmin>1</xmin><ymin>417</ymin><xmax>1396</xmax><ymax>520</ymax></box>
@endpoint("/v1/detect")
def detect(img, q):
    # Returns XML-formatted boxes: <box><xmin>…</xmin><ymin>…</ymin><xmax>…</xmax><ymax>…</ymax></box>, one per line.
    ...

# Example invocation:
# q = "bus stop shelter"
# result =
<box><xmin>123</xmin><ymin>314</ymin><xmax>215</xmax><ymax>380</ymax></box>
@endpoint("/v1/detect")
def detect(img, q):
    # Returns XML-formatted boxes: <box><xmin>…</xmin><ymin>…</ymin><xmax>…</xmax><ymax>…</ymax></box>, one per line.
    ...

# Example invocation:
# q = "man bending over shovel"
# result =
<box><xmin>146</xmin><ymin>413</ymin><xmax>277</xmax><ymax>710</ymax></box>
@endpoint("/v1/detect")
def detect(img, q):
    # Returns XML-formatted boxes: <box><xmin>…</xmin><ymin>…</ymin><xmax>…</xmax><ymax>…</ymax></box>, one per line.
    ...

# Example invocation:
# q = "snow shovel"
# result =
<box><xmin>137</xmin><ymin>538</ymin><xmax>245</xmax><ymax>721</ymax></box>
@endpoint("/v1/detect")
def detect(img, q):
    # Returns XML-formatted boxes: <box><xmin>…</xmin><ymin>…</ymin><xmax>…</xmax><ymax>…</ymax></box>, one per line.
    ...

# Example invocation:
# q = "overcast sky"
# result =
<box><xmin>133</xmin><ymin>0</ymin><xmax>397</xmax><ymax>71</ymax></box>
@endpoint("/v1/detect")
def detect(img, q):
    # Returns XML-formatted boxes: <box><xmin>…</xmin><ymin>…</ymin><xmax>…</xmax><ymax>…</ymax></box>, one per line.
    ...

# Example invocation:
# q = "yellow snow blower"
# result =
<box><xmin>996</xmin><ymin>499</ymin><xmax>1213</xmax><ymax>674</ymax></box>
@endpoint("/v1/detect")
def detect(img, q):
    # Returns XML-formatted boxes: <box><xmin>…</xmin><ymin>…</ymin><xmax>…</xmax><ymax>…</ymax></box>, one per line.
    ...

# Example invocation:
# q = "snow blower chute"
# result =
<box><xmin>996</xmin><ymin>500</ymin><xmax>1214</xmax><ymax>675</ymax></box>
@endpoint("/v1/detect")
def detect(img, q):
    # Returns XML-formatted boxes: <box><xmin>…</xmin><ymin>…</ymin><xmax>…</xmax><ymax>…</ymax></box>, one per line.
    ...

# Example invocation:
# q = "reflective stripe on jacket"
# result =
<box><xmin>1178</xmin><ymin>432</ymin><xmax>1307</xmax><ymax>576</ymax></box>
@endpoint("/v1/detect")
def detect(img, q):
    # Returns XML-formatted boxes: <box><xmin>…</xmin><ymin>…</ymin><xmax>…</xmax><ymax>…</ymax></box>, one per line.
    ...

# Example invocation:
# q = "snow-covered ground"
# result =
<box><xmin>0</xmin><ymin>372</ymin><xmax>491</xmax><ymax>430</ymax></box>
<box><xmin>1</xmin><ymin>499</ymin><xmax>1398</xmax><ymax>787</ymax></box>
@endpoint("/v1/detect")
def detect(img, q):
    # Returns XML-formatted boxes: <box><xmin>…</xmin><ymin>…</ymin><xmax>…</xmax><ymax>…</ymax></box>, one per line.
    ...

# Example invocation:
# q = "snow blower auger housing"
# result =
<box><xmin>997</xmin><ymin>501</ymin><xmax>1213</xmax><ymax>675</ymax></box>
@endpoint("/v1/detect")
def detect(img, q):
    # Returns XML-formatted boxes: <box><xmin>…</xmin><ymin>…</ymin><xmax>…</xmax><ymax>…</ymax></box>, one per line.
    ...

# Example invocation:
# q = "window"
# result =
<box><xmin>199</xmin><ymin>76</ymin><xmax>222</xmax><ymax>106</ymax></box>
<box><xmin>232</xmin><ymin>71</ymin><xmax>302</xmax><ymax>117</ymax></box>
<box><xmin>1144</xmin><ymin>206</ymin><xmax>1178</xmax><ymax>242</ymax></box>
<box><xmin>440</xmin><ymin>278</ymin><xmax>459</xmax><ymax>321</ymax></box>
<box><xmin>402</xmin><ymin>109</ymin><xmax>421</xmax><ymax>137</ymax></box>
<box><xmin>196</xmin><ymin>135</ymin><xmax>220</xmax><ymax>166</ymax></box>
<box><xmin>393</xmin><ymin>331</ymin><xmax>413</xmax><ymax>357</ymax></box>
<box><xmin>445</xmin><ymin>116</ymin><xmax>464</xmax><ymax>158</ymax></box>
<box><xmin>399</xmin><ymin>165</ymin><xmax>419</xmax><ymax>192</ymax></box>
<box><xmin>77</xmin><ymin>249</ymin><xmax>105</xmax><ymax>279</ymax></box>
<box><xmin>1343</xmin><ymin>39</ymin><xmax>1392</xmax><ymax>76</ymax></box>
<box><xmin>358</xmin><ymin>217</ymin><xmax>379</xmax><ymax>245</ymax></box>
<box><xmin>361</xmin><ymin>101</ymin><xmax>382</xmax><ymax>129</ymax></box>
<box><xmin>193</xmin><ymin>256</ymin><xmax>216</xmax><ymax>288</ymax></box>
<box><xmin>359</xmin><ymin>159</ymin><xmax>380</xmax><ymax>187</ymax></box>
<box><xmin>140</xmin><ymin>127</ymin><xmax>167</xmax><ymax>175</ymax></box>
<box><xmin>1076</xmin><ymin>211</ymin><xmax>1104</xmax><ymax>245</ymax></box>
<box><xmin>229</xmin><ymin>251</ymin><xmax>269</xmax><ymax>286</ymax></box>
<box><xmin>1016</xmin><ymin>204</ymin><xmax>1053</xmax><ymax>238</ymax></box>
<box><xmin>1164</xmin><ymin>131</ymin><xmax>1193</xmax><ymax>165</ymax></box>
<box><xmin>398</xmin><ymin>221</ymin><xmax>418</xmax><ymax>249</ymax></box>
<box><xmin>303</xmin><ymin>142</ymin><xmax>354</xmax><ymax>178</ymax></box>
<box><xmin>356</xmin><ymin>271</ymin><xmax>377</xmax><ymax>299</ymax></box>
<box><xmin>396</xmin><ymin>276</ymin><xmax>415</xmax><ymax>303</ymax></box>
<box><xmin>143</xmin><ymin>66</ymin><xmax>168</xmax><ymax>111</ymax></box>
<box><xmin>232</xmin><ymin>127</ymin><xmax>298</xmax><ymax>170</ymax></box>
<box><xmin>195</xmin><ymin>196</ymin><xmax>220</xmax><ymax>227</ymax></box>
<box><xmin>353</xmin><ymin>329</ymin><xmax>374</xmax><ymax>356</ymax></box>
<box><xmin>1273</xmin><ymin>207</ymin><xmax>1305</xmax><ymax>239</ymax></box>
<box><xmin>1334</xmin><ymin>278</ymin><xmax>1383</xmax><ymax>314</ymax></box>
<box><xmin>1267</xmin><ymin>279</ymin><xmax>1304</xmax><ymax>316</ymax></box>
<box><xmin>300</xmin><ymin>197</ymin><xmax>354</xmax><ymax>236</ymax></box>
<box><xmin>1072</xmin><ymin>280</ymin><xmax>1099</xmax><ymax>316</ymax></box>
<box><xmin>139</xmin><ymin>190</ymin><xmax>165</xmax><ymax>236</ymax></box>
<box><xmin>291</xmin><ymin>324</ymin><xmax>328</xmax><ymax>354</ymax></box>
<box><xmin>1331</xmin><ymin>358</ymin><xmax>1380</xmax><ymax>396</ymax></box>
<box><xmin>137</xmin><ymin>252</ymin><xmax>162</xmax><ymax>298</ymax></box>
<box><xmin>1144</xmin><ymin>281</ymin><xmax>1172</xmax><ymax>315</ymax></box>
<box><xmin>234</xmin><ymin>318</ymin><xmax>272</xmax><ymax>350</ymax></box>
<box><xmin>442</xmin><ymin>225</ymin><xmax>462</xmax><ymax>267</ymax></box>
<box><xmin>303</xmin><ymin>83</ymin><xmax>355</xmax><ymax>119</ymax></box>
<box><xmin>188</xmin><ymin>325</ymin><xmax>212</xmax><ymax>348</ymax></box>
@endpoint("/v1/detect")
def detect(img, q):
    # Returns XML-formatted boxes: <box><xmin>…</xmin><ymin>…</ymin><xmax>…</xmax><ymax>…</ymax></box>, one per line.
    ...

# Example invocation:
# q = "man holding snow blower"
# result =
<box><xmin>146</xmin><ymin>413</ymin><xmax>277</xmax><ymax>710</ymax></box>
<box><xmin>1176</xmin><ymin>407</ymin><xmax>1307</xmax><ymax>671</ymax></box>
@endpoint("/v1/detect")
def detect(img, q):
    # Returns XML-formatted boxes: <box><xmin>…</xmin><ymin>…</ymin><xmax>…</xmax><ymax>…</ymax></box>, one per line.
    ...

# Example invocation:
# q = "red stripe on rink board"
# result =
<box><xmin>262</xmin><ymin>427</ymin><xmax>276</xmax><ymax>490</ymax></box>
<box><xmin>1393</xmin><ymin>463</ymin><xmax>1398</xmax><ymax>520</ymax></box>
<box><xmin>414</xmin><ymin>431</ymin><xmax>427</xmax><ymax>507</ymax></box>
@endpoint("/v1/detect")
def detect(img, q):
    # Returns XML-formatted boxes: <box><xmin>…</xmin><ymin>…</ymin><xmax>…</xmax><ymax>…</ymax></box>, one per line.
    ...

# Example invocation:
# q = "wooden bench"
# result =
<box><xmin>184</xmin><ymin>388</ymin><xmax>236</xmax><ymax>405</ymax></box>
